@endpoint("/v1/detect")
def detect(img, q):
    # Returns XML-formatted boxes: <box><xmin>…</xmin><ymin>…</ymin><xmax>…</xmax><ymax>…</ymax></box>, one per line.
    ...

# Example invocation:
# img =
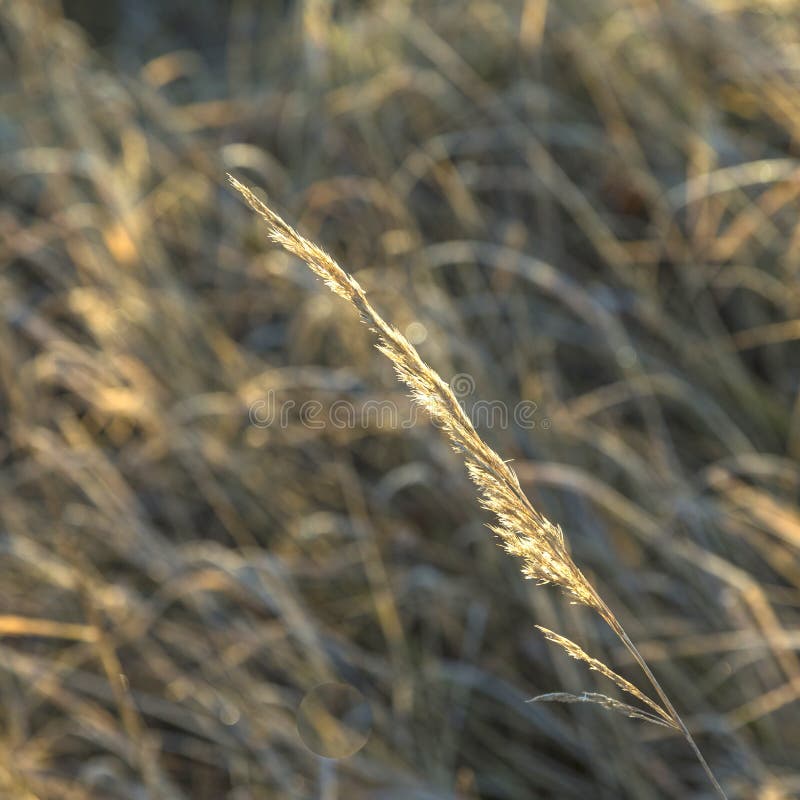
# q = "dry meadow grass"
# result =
<box><xmin>2</xmin><ymin>1</ymin><xmax>800</xmax><ymax>798</ymax></box>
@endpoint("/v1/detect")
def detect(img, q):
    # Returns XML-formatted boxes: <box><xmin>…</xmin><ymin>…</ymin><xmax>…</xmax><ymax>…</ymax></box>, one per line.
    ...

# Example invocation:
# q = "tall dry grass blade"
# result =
<box><xmin>229</xmin><ymin>175</ymin><xmax>728</xmax><ymax>799</ymax></box>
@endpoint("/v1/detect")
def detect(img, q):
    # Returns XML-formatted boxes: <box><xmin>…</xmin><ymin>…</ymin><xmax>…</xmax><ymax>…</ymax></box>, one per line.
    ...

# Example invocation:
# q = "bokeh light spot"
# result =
<box><xmin>297</xmin><ymin>683</ymin><xmax>372</xmax><ymax>759</ymax></box>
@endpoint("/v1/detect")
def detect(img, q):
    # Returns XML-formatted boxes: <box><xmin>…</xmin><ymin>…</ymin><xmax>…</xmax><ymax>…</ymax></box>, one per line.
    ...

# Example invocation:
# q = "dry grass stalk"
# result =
<box><xmin>229</xmin><ymin>174</ymin><xmax>728</xmax><ymax>799</ymax></box>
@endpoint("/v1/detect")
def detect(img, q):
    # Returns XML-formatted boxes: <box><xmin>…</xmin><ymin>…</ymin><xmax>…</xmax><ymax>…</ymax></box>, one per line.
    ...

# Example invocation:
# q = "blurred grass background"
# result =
<box><xmin>2</xmin><ymin>0</ymin><xmax>800</xmax><ymax>797</ymax></box>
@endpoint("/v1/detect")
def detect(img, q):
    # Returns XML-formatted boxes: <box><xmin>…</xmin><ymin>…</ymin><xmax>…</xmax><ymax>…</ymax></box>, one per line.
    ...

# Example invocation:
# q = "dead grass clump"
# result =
<box><xmin>3</xmin><ymin>0</ymin><xmax>800</xmax><ymax>797</ymax></box>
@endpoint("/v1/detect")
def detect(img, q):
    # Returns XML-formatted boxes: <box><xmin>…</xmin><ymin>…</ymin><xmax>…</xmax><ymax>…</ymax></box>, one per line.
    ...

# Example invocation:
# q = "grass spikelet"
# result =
<box><xmin>535</xmin><ymin>626</ymin><xmax>673</xmax><ymax>724</ymax></box>
<box><xmin>530</xmin><ymin>693</ymin><xmax>675</xmax><ymax>729</ymax></box>
<box><xmin>228</xmin><ymin>174</ymin><xmax>599</xmax><ymax>610</ymax></box>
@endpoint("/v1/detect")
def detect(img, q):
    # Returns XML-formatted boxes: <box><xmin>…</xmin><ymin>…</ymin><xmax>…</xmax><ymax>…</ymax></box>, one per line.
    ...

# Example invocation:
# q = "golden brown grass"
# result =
<box><xmin>229</xmin><ymin>175</ymin><xmax>727</xmax><ymax>798</ymax></box>
<box><xmin>4</xmin><ymin>1</ymin><xmax>800</xmax><ymax>797</ymax></box>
